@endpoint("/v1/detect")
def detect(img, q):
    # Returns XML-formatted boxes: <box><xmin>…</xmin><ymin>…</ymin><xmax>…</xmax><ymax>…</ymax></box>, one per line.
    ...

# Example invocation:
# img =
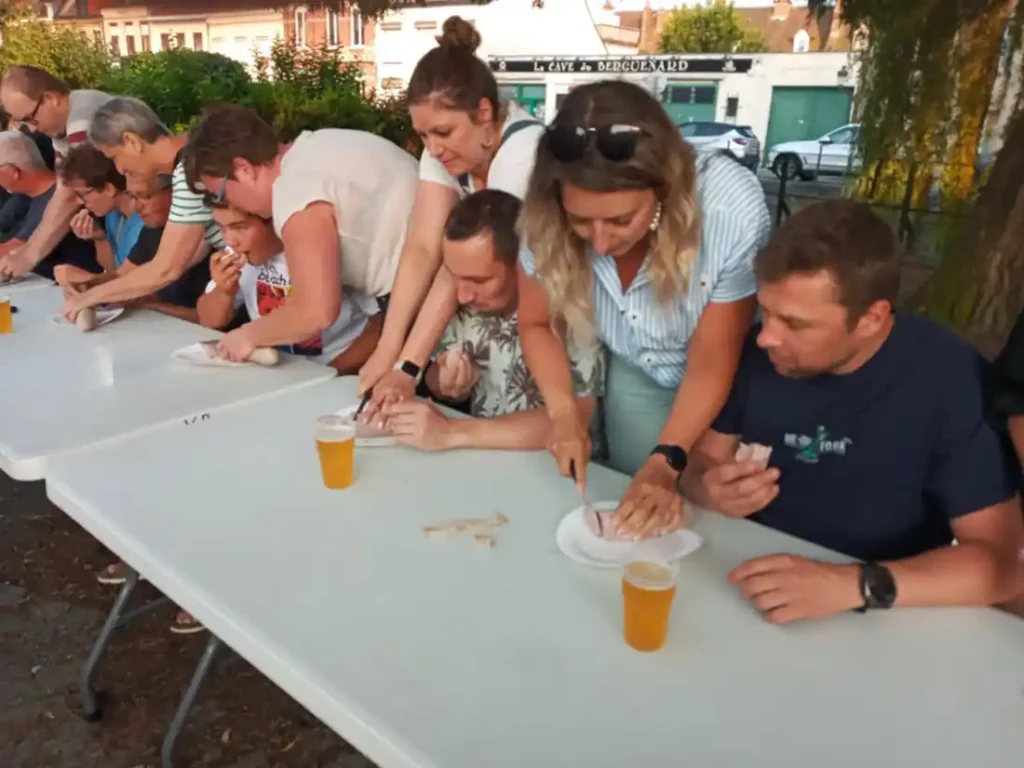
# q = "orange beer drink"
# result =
<box><xmin>0</xmin><ymin>295</ymin><xmax>12</xmax><ymax>334</ymax></box>
<box><xmin>315</xmin><ymin>415</ymin><xmax>355</xmax><ymax>489</ymax></box>
<box><xmin>622</xmin><ymin>560</ymin><xmax>679</xmax><ymax>652</ymax></box>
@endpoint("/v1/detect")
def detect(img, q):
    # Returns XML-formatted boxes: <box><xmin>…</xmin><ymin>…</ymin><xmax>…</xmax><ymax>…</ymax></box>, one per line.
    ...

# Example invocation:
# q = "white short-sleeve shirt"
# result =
<box><xmin>272</xmin><ymin>129</ymin><xmax>419</xmax><ymax>297</ymax></box>
<box><xmin>520</xmin><ymin>155</ymin><xmax>771</xmax><ymax>389</ymax></box>
<box><xmin>417</xmin><ymin>103</ymin><xmax>543</xmax><ymax>200</ymax></box>
<box><xmin>205</xmin><ymin>252</ymin><xmax>375</xmax><ymax>366</ymax></box>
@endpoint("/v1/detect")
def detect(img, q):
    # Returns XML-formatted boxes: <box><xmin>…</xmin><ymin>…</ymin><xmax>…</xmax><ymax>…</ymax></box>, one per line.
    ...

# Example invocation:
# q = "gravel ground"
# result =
<box><xmin>0</xmin><ymin>473</ymin><xmax>377</xmax><ymax>768</ymax></box>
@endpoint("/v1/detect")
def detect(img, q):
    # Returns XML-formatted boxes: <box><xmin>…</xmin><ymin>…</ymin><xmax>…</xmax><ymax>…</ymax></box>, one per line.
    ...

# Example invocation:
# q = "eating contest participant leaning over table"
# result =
<box><xmin>517</xmin><ymin>80</ymin><xmax>771</xmax><ymax>542</ymax></box>
<box><xmin>357</xmin><ymin>16</ymin><xmax>545</xmax><ymax>418</ymax></box>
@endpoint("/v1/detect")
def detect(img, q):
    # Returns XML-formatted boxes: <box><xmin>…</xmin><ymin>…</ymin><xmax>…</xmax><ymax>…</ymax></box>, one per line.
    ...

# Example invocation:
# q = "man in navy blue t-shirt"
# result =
<box><xmin>679</xmin><ymin>200</ymin><xmax>1022</xmax><ymax>624</ymax></box>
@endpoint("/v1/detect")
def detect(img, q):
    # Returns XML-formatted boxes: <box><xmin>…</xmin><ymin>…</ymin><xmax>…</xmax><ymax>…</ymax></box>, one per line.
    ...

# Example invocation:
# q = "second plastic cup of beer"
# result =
<box><xmin>315</xmin><ymin>415</ymin><xmax>355</xmax><ymax>489</ymax></box>
<box><xmin>622</xmin><ymin>559</ymin><xmax>679</xmax><ymax>652</ymax></box>
<box><xmin>0</xmin><ymin>295</ymin><xmax>12</xmax><ymax>334</ymax></box>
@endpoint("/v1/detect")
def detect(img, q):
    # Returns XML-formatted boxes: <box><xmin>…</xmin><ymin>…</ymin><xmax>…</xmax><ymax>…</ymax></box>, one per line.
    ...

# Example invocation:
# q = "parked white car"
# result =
<box><xmin>768</xmin><ymin>123</ymin><xmax>861</xmax><ymax>180</ymax></box>
<box><xmin>680</xmin><ymin>122</ymin><xmax>761</xmax><ymax>171</ymax></box>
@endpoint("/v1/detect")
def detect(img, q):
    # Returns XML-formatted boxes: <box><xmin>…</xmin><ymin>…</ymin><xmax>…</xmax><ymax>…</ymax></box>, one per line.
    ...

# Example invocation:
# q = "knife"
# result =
<box><xmin>354</xmin><ymin>389</ymin><xmax>372</xmax><ymax>419</ymax></box>
<box><xmin>569</xmin><ymin>459</ymin><xmax>601</xmax><ymax>536</ymax></box>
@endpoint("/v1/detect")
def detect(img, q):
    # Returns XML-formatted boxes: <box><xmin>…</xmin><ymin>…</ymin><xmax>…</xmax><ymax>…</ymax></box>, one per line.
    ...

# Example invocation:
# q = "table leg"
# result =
<box><xmin>80</xmin><ymin>569</ymin><xmax>139</xmax><ymax>719</ymax></box>
<box><xmin>79</xmin><ymin>568</ymin><xmax>169</xmax><ymax>720</ymax></box>
<box><xmin>161</xmin><ymin>633</ymin><xmax>223</xmax><ymax>768</ymax></box>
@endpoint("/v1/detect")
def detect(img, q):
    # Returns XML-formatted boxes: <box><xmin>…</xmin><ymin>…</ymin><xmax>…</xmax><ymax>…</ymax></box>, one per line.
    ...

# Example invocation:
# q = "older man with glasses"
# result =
<box><xmin>57</xmin><ymin>96</ymin><xmax>225</xmax><ymax>323</ymax></box>
<box><xmin>0</xmin><ymin>130</ymin><xmax>100</xmax><ymax>281</ymax></box>
<box><xmin>0</xmin><ymin>65</ymin><xmax>112</xmax><ymax>280</ymax></box>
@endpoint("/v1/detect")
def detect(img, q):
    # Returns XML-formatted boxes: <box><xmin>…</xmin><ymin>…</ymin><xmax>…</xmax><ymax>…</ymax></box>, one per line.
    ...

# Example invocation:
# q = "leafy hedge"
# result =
<box><xmin>0</xmin><ymin>21</ymin><xmax>420</xmax><ymax>154</ymax></box>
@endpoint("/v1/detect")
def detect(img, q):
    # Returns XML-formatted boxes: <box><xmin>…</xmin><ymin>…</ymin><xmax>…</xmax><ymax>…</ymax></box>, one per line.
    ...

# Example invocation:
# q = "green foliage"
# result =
<box><xmin>660</xmin><ymin>0</ymin><xmax>765</xmax><ymax>54</ymax></box>
<box><xmin>100</xmin><ymin>50</ymin><xmax>253</xmax><ymax>131</ymax></box>
<box><xmin>0</xmin><ymin>20</ymin><xmax>419</xmax><ymax>155</ymax></box>
<box><xmin>0</xmin><ymin>19</ymin><xmax>109</xmax><ymax>89</ymax></box>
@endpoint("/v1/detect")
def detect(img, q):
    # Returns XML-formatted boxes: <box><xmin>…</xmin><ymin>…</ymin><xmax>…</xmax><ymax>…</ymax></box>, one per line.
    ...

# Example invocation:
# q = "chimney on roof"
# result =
<box><xmin>772</xmin><ymin>0</ymin><xmax>793</xmax><ymax>20</ymax></box>
<box><xmin>639</xmin><ymin>4</ymin><xmax>658</xmax><ymax>54</ymax></box>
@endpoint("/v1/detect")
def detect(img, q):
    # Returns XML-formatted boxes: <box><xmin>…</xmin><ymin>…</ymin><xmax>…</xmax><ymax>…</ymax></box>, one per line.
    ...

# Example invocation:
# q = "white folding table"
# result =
<box><xmin>0</xmin><ymin>272</ymin><xmax>54</xmax><ymax>293</ymax></box>
<box><xmin>0</xmin><ymin>287</ymin><xmax>335</xmax><ymax>480</ymax></box>
<box><xmin>45</xmin><ymin>376</ymin><xmax>1024</xmax><ymax>768</ymax></box>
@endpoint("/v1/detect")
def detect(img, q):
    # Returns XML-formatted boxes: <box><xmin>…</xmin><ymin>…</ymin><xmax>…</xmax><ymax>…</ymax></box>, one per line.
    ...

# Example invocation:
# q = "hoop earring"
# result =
<box><xmin>649</xmin><ymin>200</ymin><xmax>663</xmax><ymax>232</ymax></box>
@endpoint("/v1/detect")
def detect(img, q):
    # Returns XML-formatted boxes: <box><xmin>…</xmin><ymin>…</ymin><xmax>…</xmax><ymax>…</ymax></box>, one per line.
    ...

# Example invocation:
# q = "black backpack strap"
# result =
<box><xmin>456</xmin><ymin>118</ymin><xmax>542</xmax><ymax>196</ymax></box>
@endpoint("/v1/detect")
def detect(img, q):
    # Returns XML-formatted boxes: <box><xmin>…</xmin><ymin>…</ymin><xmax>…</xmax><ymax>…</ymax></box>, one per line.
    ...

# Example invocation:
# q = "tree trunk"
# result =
<box><xmin>917</xmin><ymin>104</ymin><xmax>1024</xmax><ymax>357</ymax></box>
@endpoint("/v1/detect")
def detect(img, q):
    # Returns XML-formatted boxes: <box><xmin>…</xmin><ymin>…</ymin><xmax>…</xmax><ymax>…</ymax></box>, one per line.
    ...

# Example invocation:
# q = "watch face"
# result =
<box><xmin>654</xmin><ymin>445</ymin><xmax>687</xmax><ymax>472</ymax></box>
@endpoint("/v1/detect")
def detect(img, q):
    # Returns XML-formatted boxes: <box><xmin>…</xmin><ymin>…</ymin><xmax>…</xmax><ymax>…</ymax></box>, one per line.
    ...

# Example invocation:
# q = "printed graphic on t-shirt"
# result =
<box><xmin>253</xmin><ymin>263</ymin><xmax>323</xmax><ymax>356</ymax></box>
<box><xmin>783</xmin><ymin>426</ymin><xmax>854</xmax><ymax>464</ymax></box>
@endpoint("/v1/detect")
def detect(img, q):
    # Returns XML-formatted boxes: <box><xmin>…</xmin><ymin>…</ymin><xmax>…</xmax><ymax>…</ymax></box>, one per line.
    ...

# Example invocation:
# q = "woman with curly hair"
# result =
<box><xmin>519</xmin><ymin>80</ymin><xmax>771</xmax><ymax>540</ymax></box>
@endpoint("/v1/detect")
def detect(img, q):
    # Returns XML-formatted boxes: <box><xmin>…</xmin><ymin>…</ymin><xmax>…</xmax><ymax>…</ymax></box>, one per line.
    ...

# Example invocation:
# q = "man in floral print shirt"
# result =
<box><xmin>381</xmin><ymin>190</ymin><xmax>604</xmax><ymax>451</ymax></box>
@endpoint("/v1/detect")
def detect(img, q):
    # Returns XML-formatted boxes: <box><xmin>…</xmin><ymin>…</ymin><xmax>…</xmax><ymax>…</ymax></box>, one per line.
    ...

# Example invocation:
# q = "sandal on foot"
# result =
<box><xmin>169</xmin><ymin>612</ymin><xmax>205</xmax><ymax>635</ymax></box>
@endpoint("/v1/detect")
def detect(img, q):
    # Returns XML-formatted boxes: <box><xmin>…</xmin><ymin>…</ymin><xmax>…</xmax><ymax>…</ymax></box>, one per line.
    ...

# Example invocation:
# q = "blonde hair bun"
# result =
<box><xmin>436</xmin><ymin>16</ymin><xmax>482</xmax><ymax>55</ymax></box>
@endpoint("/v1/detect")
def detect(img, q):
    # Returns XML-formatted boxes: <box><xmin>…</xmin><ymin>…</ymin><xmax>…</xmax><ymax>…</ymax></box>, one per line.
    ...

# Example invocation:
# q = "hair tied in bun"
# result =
<box><xmin>435</xmin><ymin>16</ymin><xmax>482</xmax><ymax>55</ymax></box>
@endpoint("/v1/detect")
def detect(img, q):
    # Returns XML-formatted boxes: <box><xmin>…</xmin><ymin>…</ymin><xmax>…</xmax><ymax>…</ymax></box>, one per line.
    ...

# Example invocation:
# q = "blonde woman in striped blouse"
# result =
<box><xmin>518</xmin><ymin>80</ymin><xmax>771</xmax><ymax>540</ymax></box>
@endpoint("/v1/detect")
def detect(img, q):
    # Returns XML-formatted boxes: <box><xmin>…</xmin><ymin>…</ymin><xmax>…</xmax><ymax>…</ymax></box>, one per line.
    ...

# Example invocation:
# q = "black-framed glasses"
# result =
<box><xmin>15</xmin><ymin>96</ymin><xmax>44</xmax><ymax>128</ymax></box>
<box><xmin>201</xmin><ymin>175</ymin><xmax>228</xmax><ymax>208</ymax></box>
<box><xmin>544</xmin><ymin>123</ymin><xmax>650</xmax><ymax>163</ymax></box>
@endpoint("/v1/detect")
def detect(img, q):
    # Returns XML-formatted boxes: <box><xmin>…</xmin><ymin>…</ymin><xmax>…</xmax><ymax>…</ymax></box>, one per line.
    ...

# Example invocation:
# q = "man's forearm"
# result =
<box><xmin>447</xmin><ymin>398</ymin><xmax>596</xmax><ymax>451</ymax></box>
<box><xmin>886</xmin><ymin>541</ymin><xmax>1020</xmax><ymax>607</ymax></box>
<box><xmin>22</xmin><ymin>185</ymin><xmax>79</xmax><ymax>267</ymax></box>
<box><xmin>1008</xmin><ymin>415</ymin><xmax>1024</xmax><ymax>469</ymax></box>
<box><xmin>196</xmin><ymin>289</ymin><xmax>237</xmax><ymax>330</ymax></box>
<box><xmin>95</xmin><ymin>239</ymin><xmax>116</xmax><ymax>272</ymax></box>
<box><xmin>83</xmin><ymin>257</ymin><xmax>184</xmax><ymax>305</ymax></box>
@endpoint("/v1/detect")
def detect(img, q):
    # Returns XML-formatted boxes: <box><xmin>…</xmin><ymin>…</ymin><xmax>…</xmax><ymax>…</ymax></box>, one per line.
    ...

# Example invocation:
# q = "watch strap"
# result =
<box><xmin>394</xmin><ymin>359</ymin><xmax>423</xmax><ymax>384</ymax></box>
<box><xmin>650</xmin><ymin>444</ymin><xmax>688</xmax><ymax>473</ymax></box>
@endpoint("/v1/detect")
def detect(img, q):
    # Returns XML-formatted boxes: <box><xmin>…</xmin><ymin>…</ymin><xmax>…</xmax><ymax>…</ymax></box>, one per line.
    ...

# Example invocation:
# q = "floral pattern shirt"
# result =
<box><xmin>436</xmin><ymin>308</ymin><xmax>605</xmax><ymax>418</ymax></box>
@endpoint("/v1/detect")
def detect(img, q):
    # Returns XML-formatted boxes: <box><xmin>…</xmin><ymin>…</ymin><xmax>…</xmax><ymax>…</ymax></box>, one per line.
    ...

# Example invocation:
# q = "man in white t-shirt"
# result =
<box><xmin>197</xmin><ymin>204</ymin><xmax>382</xmax><ymax>374</ymax></box>
<box><xmin>182</xmin><ymin>103</ymin><xmax>418</xmax><ymax>362</ymax></box>
<box><xmin>58</xmin><ymin>96</ymin><xmax>224</xmax><ymax>322</ymax></box>
<box><xmin>0</xmin><ymin>65</ymin><xmax>112</xmax><ymax>279</ymax></box>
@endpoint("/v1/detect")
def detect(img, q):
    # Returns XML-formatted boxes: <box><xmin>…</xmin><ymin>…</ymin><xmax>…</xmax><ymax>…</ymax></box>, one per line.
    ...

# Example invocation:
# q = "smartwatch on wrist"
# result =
<box><xmin>855</xmin><ymin>562</ymin><xmax>897</xmax><ymax>612</ymax></box>
<box><xmin>393</xmin><ymin>359</ymin><xmax>423</xmax><ymax>385</ymax></box>
<box><xmin>650</xmin><ymin>444</ymin><xmax>688</xmax><ymax>474</ymax></box>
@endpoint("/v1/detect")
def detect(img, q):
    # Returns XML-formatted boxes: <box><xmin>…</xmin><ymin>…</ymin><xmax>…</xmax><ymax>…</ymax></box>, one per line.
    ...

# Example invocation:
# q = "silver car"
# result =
<box><xmin>680</xmin><ymin>122</ymin><xmax>761</xmax><ymax>171</ymax></box>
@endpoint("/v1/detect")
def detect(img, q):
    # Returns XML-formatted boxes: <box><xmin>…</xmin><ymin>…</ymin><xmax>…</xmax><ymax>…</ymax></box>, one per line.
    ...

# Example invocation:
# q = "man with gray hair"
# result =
<box><xmin>0</xmin><ymin>65</ymin><xmax>111</xmax><ymax>280</ymax></box>
<box><xmin>0</xmin><ymin>131</ymin><xmax>99</xmax><ymax>280</ymax></box>
<box><xmin>60</xmin><ymin>96</ymin><xmax>224</xmax><ymax>321</ymax></box>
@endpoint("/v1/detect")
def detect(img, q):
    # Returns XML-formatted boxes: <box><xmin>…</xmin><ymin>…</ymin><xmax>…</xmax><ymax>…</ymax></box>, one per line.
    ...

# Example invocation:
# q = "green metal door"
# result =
<box><xmin>763</xmin><ymin>86</ymin><xmax>853</xmax><ymax>163</ymax></box>
<box><xmin>663</xmin><ymin>82</ymin><xmax>718</xmax><ymax>125</ymax></box>
<box><xmin>498</xmin><ymin>83</ymin><xmax>547</xmax><ymax>120</ymax></box>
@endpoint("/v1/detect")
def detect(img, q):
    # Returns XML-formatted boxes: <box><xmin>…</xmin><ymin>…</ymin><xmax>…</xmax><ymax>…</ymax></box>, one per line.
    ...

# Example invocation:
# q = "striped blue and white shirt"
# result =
<box><xmin>168</xmin><ymin>160</ymin><xmax>226</xmax><ymax>250</ymax></box>
<box><xmin>520</xmin><ymin>154</ymin><xmax>771</xmax><ymax>389</ymax></box>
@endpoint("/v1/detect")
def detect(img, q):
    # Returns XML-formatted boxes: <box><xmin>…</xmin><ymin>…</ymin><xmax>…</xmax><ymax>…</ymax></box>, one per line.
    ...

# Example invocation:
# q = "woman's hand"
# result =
<box><xmin>361</xmin><ymin>367</ymin><xmax>417</xmax><ymax>423</ymax></box>
<box><xmin>548</xmin><ymin>405</ymin><xmax>592</xmax><ymax>488</ymax></box>
<box><xmin>612</xmin><ymin>457</ymin><xmax>687</xmax><ymax>541</ymax></box>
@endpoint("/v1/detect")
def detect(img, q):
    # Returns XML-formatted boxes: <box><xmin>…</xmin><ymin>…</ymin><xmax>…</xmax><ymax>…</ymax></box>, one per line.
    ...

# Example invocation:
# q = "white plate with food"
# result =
<box><xmin>334</xmin><ymin>404</ymin><xmax>398</xmax><ymax>447</ymax></box>
<box><xmin>51</xmin><ymin>306</ymin><xmax>124</xmax><ymax>330</ymax></box>
<box><xmin>555</xmin><ymin>501</ymin><xmax>703</xmax><ymax>569</ymax></box>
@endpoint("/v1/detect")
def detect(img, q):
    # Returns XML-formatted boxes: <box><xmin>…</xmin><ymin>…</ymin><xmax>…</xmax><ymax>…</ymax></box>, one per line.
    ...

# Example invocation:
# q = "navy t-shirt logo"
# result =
<box><xmin>784</xmin><ymin>426</ymin><xmax>854</xmax><ymax>464</ymax></box>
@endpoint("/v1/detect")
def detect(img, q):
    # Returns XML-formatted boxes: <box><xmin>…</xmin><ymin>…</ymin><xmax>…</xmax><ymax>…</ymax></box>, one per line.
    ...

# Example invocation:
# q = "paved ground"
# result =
<box><xmin>0</xmin><ymin>473</ymin><xmax>377</xmax><ymax>768</ymax></box>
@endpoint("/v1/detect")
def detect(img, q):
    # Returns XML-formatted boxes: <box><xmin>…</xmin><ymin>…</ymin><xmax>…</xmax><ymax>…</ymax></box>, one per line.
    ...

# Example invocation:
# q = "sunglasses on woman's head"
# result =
<box><xmin>544</xmin><ymin>123</ymin><xmax>650</xmax><ymax>163</ymax></box>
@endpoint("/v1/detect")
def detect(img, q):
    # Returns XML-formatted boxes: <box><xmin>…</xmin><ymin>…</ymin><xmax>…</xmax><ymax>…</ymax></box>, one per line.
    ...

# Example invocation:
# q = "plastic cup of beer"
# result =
<box><xmin>622</xmin><ymin>559</ymin><xmax>679</xmax><ymax>652</ymax></box>
<box><xmin>0</xmin><ymin>295</ymin><xmax>12</xmax><ymax>334</ymax></box>
<box><xmin>315</xmin><ymin>415</ymin><xmax>355</xmax><ymax>490</ymax></box>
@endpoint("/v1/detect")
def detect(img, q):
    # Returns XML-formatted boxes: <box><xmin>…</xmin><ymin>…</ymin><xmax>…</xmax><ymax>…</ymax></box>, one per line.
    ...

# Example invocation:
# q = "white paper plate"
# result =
<box><xmin>555</xmin><ymin>502</ymin><xmax>703</xmax><ymax>569</ymax></box>
<box><xmin>170</xmin><ymin>341</ymin><xmax>250</xmax><ymax>368</ymax></box>
<box><xmin>334</xmin><ymin>404</ymin><xmax>398</xmax><ymax>448</ymax></box>
<box><xmin>51</xmin><ymin>307</ymin><xmax>124</xmax><ymax>329</ymax></box>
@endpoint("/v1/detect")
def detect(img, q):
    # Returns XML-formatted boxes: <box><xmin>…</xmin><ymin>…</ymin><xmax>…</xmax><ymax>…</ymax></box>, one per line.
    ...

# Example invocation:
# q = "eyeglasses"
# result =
<box><xmin>14</xmin><ymin>96</ymin><xmax>45</xmax><ymax>128</ymax></box>
<box><xmin>544</xmin><ymin>123</ymin><xmax>650</xmax><ymax>163</ymax></box>
<box><xmin>201</xmin><ymin>175</ymin><xmax>228</xmax><ymax>208</ymax></box>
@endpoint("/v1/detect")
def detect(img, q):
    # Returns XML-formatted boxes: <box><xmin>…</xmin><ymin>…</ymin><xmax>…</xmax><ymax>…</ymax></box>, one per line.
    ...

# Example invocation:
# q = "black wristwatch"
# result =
<box><xmin>393</xmin><ymin>360</ymin><xmax>423</xmax><ymax>384</ymax></box>
<box><xmin>855</xmin><ymin>562</ymin><xmax>897</xmax><ymax>612</ymax></box>
<box><xmin>650</xmin><ymin>444</ymin><xmax>688</xmax><ymax>474</ymax></box>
